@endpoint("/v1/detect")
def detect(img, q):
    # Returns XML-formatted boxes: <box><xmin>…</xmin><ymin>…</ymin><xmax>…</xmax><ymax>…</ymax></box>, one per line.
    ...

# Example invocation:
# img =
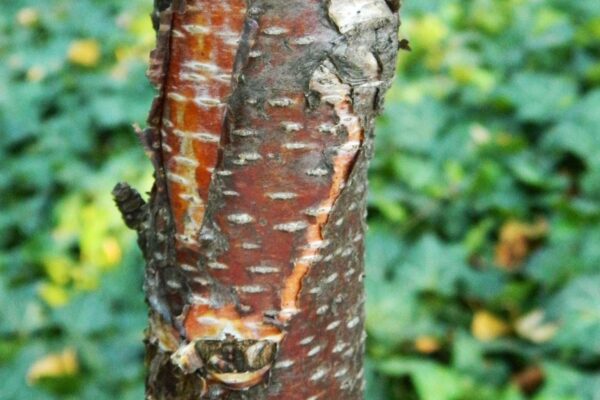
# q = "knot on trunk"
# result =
<box><xmin>171</xmin><ymin>336</ymin><xmax>277</xmax><ymax>392</ymax></box>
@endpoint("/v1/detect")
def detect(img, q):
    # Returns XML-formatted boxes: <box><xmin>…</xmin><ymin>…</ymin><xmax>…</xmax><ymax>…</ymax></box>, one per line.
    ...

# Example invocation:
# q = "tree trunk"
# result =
<box><xmin>113</xmin><ymin>0</ymin><xmax>400</xmax><ymax>398</ymax></box>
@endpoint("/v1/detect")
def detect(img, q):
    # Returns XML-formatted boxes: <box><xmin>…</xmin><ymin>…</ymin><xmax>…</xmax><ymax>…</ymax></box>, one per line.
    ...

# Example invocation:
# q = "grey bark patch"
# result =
<box><xmin>328</xmin><ymin>0</ymin><xmax>393</xmax><ymax>34</ymax></box>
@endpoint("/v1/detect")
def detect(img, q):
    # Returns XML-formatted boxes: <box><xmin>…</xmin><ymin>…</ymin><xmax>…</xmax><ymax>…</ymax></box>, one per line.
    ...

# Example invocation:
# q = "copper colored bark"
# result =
<box><xmin>114</xmin><ymin>0</ymin><xmax>400</xmax><ymax>398</ymax></box>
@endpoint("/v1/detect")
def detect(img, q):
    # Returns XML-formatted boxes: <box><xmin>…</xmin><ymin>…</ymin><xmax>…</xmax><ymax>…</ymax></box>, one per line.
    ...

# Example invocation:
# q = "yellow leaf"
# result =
<box><xmin>495</xmin><ymin>219</ymin><xmax>548</xmax><ymax>270</ymax></box>
<box><xmin>515</xmin><ymin>310</ymin><xmax>559</xmax><ymax>344</ymax></box>
<box><xmin>406</xmin><ymin>15</ymin><xmax>449</xmax><ymax>71</ymax></box>
<box><xmin>70</xmin><ymin>266</ymin><xmax>100</xmax><ymax>291</ymax></box>
<box><xmin>39</xmin><ymin>283</ymin><xmax>69</xmax><ymax>307</ymax></box>
<box><xmin>414</xmin><ymin>336</ymin><xmax>441</xmax><ymax>354</ymax></box>
<box><xmin>450</xmin><ymin>64</ymin><xmax>476</xmax><ymax>85</ymax></box>
<box><xmin>102</xmin><ymin>236</ymin><xmax>122</xmax><ymax>266</ymax></box>
<box><xmin>68</xmin><ymin>39</ymin><xmax>101</xmax><ymax>67</ymax></box>
<box><xmin>27</xmin><ymin>348</ymin><xmax>78</xmax><ymax>384</ymax></box>
<box><xmin>26</xmin><ymin>65</ymin><xmax>46</xmax><ymax>83</ymax></box>
<box><xmin>43</xmin><ymin>255</ymin><xmax>72</xmax><ymax>285</ymax></box>
<box><xmin>408</xmin><ymin>15</ymin><xmax>448</xmax><ymax>50</ymax></box>
<box><xmin>470</xmin><ymin>124</ymin><xmax>492</xmax><ymax>145</ymax></box>
<box><xmin>472</xmin><ymin>311</ymin><xmax>510</xmax><ymax>341</ymax></box>
<box><xmin>17</xmin><ymin>8</ymin><xmax>39</xmax><ymax>27</ymax></box>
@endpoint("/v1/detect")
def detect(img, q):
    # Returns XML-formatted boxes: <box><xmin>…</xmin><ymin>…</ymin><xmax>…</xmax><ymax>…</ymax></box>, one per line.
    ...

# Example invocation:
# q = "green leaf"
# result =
<box><xmin>53</xmin><ymin>293</ymin><xmax>113</xmax><ymax>336</ymax></box>
<box><xmin>365</xmin><ymin>360</ymin><xmax>392</xmax><ymax>400</ymax></box>
<box><xmin>365</xmin><ymin>228</ymin><xmax>404</xmax><ymax>281</ymax></box>
<box><xmin>502</xmin><ymin>72</ymin><xmax>577</xmax><ymax>122</ymax></box>
<box><xmin>543</xmin><ymin>89</ymin><xmax>600</xmax><ymax>164</ymax></box>
<box><xmin>398</xmin><ymin>235</ymin><xmax>470</xmax><ymax>296</ymax></box>
<box><xmin>547</xmin><ymin>274</ymin><xmax>600</xmax><ymax>355</ymax></box>
<box><xmin>533</xmin><ymin>362</ymin><xmax>590</xmax><ymax>400</ymax></box>
<box><xmin>377</xmin><ymin>98</ymin><xmax>448</xmax><ymax>154</ymax></box>
<box><xmin>377</xmin><ymin>358</ymin><xmax>523</xmax><ymax>400</ymax></box>
<box><xmin>366</xmin><ymin>280</ymin><xmax>434</xmax><ymax>346</ymax></box>
<box><xmin>0</xmin><ymin>281</ymin><xmax>47</xmax><ymax>335</ymax></box>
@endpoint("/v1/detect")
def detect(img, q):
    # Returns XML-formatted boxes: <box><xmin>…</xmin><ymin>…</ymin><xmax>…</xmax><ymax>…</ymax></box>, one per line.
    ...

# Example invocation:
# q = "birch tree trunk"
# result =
<box><xmin>114</xmin><ymin>0</ymin><xmax>400</xmax><ymax>398</ymax></box>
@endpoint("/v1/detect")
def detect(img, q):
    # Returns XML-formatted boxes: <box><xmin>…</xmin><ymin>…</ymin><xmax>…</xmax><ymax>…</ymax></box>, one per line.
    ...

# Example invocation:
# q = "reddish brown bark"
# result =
<box><xmin>114</xmin><ymin>0</ymin><xmax>400</xmax><ymax>398</ymax></box>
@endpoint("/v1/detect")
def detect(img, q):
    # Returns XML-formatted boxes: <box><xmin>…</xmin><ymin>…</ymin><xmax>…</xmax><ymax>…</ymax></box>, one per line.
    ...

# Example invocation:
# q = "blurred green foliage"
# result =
<box><xmin>367</xmin><ymin>0</ymin><xmax>600</xmax><ymax>398</ymax></box>
<box><xmin>0</xmin><ymin>1</ymin><xmax>153</xmax><ymax>398</ymax></box>
<box><xmin>0</xmin><ymin>0</ymin><xmax>599</xmax><ymax>399</ymax></box>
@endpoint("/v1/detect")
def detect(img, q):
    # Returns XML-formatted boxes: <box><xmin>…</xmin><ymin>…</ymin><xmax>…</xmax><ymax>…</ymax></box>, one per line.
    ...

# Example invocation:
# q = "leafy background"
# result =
<box><xmin>1</xmin><ymin>0</ymin><xmax>599</xmax><ymax>399</ymax></box>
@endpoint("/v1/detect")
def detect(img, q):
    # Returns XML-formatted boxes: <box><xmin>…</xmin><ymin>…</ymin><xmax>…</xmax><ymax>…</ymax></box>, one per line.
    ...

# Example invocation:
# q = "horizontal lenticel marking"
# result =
<box><xmin>266</xmin><ymin>192</ymin><xmax>298</xmax><ymax>200</ymax></box>
<box><xmin>273</xmin><ymin>221</ymin><xmax>309</xmax><ymax>232</ymax></box>
<box><xmin>227</xmin><ymin>213</ymin><xmax>255</xmax><ymax>225</ymax></box>
<box><xmin>268</xmin><ymin>97</ymin><xmax>295</xmax><ymax>107</ymax></box>
<box><xmin>306</xmin><ymin>168</ymin><xmax>329</xmax><ymax>177</ymax></box>
<box><xmin>247</xmin><ymin>266</ymin><xmax>280</xmax><ymax>274</ymax></box>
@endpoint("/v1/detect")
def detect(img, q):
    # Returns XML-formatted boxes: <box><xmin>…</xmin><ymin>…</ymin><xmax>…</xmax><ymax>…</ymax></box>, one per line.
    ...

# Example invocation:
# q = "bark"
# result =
<box><xmin>114</xmin><ymin>1</ymin><xmax>401</xmax><ymax>398</ymax></box>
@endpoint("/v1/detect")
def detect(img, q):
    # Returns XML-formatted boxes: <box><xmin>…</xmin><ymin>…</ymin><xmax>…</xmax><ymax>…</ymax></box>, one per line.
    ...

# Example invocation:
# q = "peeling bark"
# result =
<box><xmin>114</xmin><ymin>0</ymin><xmax>401</xmax><ymax>398</ymax></box>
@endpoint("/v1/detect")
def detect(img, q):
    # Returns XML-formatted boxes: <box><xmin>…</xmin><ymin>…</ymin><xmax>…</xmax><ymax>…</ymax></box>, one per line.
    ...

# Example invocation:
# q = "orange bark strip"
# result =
<box><xmin>184</xmin><ymin>304</ymin><xmax>283</xmax><ymax>341</ymax></box>
<box><xmin>182</xmin><ymin>3</ymin><xmax>368</xmax><ymax>345</ymax></box>
<box><xmin>160</xmin><ymin>1</ymin><xmax>246</xmax><ymax>251</ymax></box>
<box><xmin>280</xmin><ymin>62</ymin><xmax>365</xmax><ymax>320</ymax></box>
<box><xmin>184</xmin><ymin>4</ymin><xmax>334</xmax><ymax>333</ymax></box>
